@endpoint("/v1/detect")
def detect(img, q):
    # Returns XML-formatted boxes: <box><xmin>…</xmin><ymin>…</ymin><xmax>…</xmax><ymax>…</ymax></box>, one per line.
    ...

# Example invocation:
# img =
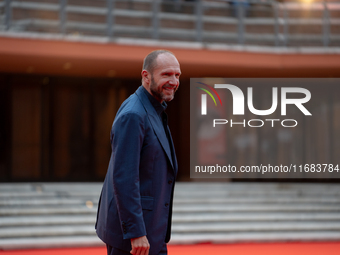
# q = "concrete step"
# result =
<box><xmin>0</xmin><ymin>225</ymin><xmax>96</xmax><ymax>238</ymax></box>
<box><xmin>1</xmin><ymin>203</ymin><xmax>339</xmax><ymax>217</ymax></box>
<box><xmin>0</xmin><ymin>182</ymin><xmax>339</xmax><ymax>250</ymax></box>
<box><xmin>0</xmin><ymin>191</ymin><xmax>100</xmax><ymax>199</ymax></box>
<box><xmin>2</xmin><ymin>183</ymin><xmax>340</xmax><ymax>196</ymax></box>
<box><xmin>0</xmin><ymin>182</ymin><xmax>101</xmax><ymax>192</ymax></box>
<box><xmin>175</xmin><ymin>190</ymin><xmax>340</xmax><ymax>196</ymax></box>
<box><xmin>172</xmin><ymin>221</ymin><xmax>340</xmax><ymax>233</ymax></box>
<box><xmin>0</xmin><ymin>198</ymin><xmax>95</xmax><ymax>206</ymax></box>
<box><xmin>1</xmin><ymin>231</ymin><xmax>340</xmax><ymax>250</ymax></box>
<box><xmin>1</xmin><ymin>196</ymin><xmax>339</xmax><ymax>207</ymax></box>
<box><xmin>0</xmin><ymin>212</ymin><xmax>340</xmax><ymax>228</ymax></box>
<box><xmin>0</xmin><ymin>224</ymin><xmax>96</xmax><ymax>238</ymax></box>
<box><xmin>174</xmin><ymin>197</ymin><xmax>340</xmax><ymax>204</ymax></box>
<box><xmin>170</xmin><ymin>231</ymin><xmax>340</xmax><ymax>244</ymax></box>
<box><xmin>0</xmin><ymin>183</ymin><xmax>101</xmax><ymax>195</ymax></box>
<box><xmin>0</xmin><ymin>206</ymin><xmax>96</xmax><ymax>216</ymax></box>
<box><xmin>174</xmin><ymin>183</ymin><xmax>340</xmax><ymax>196</ymax></box>
<box><xmin>1</xmin><ymin>212</ymin><xmax>339</xmax><ymax>228</ymax></box>
<box><xmin>2</xmin><ymin>221</ymin><xmax>340</xmax><ymax>239</ymax></box>
<box><xmin>172</xmin><ymin>212</ymin><xmax>340</xmax><ymax>223</ymax></box>
<box><xmin>0</xmin><ymin>236</ymin><xmax>103</xmax><ymax>250</ymax></box>
<box><xmin>172</xmin><ymin>204</ymin><xmax>340</xmax><ymax>213</ymax></box>
<box><xmin>1</xmin><ymin>183</ymin><xmax>339</xmax><ymax>199</ymax></box>
<box><xmin>0</xmin><ymin>215</ymin><xmax>95</xmax><ymax>227</ymax></box>
<box><xmin>0</xmin><ymin>183</ymin><xmax>34</xmax><ymax>191</ymax></box>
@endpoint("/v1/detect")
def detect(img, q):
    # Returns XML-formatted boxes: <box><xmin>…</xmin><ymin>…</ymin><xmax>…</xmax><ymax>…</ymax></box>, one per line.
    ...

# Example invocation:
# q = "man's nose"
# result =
<box><xmin>168</xmin><ymin>75</ymin><xmax>178</xmax><ymax>85</ymax></box>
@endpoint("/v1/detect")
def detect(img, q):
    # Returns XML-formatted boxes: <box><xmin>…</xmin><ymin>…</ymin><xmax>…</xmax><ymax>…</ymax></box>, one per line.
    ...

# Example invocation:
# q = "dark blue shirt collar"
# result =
<box><xmin>141</xmin><ymin>85</ymin><xmax>167</xmax><ymax>116</ymax></box>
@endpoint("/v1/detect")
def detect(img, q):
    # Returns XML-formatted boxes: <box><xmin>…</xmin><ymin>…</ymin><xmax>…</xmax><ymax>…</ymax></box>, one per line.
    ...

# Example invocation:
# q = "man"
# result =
<box><xmin>96</xmin><ymin>50</ymin><xmax>181</xmax><ymax>255</ymax></box>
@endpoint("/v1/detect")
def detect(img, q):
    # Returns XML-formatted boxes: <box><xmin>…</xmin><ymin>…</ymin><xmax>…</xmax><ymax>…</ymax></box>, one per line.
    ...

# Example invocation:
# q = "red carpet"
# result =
<box><xmin>1</xmin><ymin>242</ymin><xmax>340</xmax><ymax>255</ymax></box>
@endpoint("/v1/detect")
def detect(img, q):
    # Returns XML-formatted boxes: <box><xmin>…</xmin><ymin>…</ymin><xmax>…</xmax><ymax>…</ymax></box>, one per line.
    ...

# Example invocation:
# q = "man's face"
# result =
<box><xmin>147</xmin><ymin>53</ymin><xmax>181</xmax><ymax>103</ymax></box>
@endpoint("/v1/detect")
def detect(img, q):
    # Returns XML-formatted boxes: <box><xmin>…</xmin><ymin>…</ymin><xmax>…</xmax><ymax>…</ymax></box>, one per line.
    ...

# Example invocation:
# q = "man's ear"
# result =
<box><xmin>141</xmin><ymin>70</ymin><xmax>150</xmax><ymax>84</ymax></box>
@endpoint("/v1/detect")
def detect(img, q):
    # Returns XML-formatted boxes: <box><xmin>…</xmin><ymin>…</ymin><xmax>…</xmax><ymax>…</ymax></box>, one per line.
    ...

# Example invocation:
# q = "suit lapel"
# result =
<box><xmin>167</xmin><ymin>126</ymin><xmax>178</xmax><ymax>175</ymax></box>
<box><xmin>136</xmin><ymin>87</ymin><xmax>176</xmax><ymax>172</ymax></box>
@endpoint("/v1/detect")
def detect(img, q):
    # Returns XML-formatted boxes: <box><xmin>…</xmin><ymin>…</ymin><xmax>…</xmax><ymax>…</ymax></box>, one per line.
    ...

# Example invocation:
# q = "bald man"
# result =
<box><xmin>96</xmin><ymin>50</ymin><xmax>181</xmax><ymax>255</ymax></box>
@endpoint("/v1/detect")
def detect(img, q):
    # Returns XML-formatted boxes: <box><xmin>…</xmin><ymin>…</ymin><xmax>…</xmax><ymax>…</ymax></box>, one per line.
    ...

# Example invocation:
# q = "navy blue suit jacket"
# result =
<box><xmin>96</xmin><ymin>85</ymin><xmax>178</xmax><ymax>255</ymax></box>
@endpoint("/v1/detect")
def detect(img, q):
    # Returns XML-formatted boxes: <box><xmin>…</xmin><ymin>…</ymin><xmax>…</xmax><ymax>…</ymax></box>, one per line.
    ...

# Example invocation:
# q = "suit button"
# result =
<box><xmin>165</xmin><ymin>203</ymin><xmax>169</xmax><ymax>207</ymax></box>
<box><xmin>168</xmin><ymin>180</ymin><xmax>172</xmax><ymax>184</ymax></box>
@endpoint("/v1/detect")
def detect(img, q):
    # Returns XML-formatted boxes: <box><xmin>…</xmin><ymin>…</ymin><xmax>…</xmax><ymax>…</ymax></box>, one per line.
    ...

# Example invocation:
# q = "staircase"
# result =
<box><xmin>0</xmin><ymin>183</ymin><xmax>101</xmax><ymax>250</ymax></box>
<box><xmin>171</xmin><ymin>183</ymin><xmax>340</xmax><ymax>243</ymax></box>
<box><xmin>0</xmin><ymin>14</ymin><xmax>5</xmax><ymax>31</ymax></box>
<box><xmin>0</xmin><ymin>182</ymin><xmax>339</xmax><ymax>250</ymax></box>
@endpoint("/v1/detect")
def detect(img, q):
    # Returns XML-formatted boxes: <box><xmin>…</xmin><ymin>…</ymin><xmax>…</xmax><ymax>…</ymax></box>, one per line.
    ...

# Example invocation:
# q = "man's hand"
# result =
<box><xmin>130</xmin><ymin>236</ymin><xmax>150</xmax><ymax>255</ymax></box>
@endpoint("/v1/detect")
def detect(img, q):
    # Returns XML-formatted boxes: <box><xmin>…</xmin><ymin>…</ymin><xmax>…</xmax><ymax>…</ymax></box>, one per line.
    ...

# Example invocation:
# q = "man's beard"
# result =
<box><xmin>150</xmin><ymin>75</ymin><xmax>177</xmax><ymax>102</ymax></box>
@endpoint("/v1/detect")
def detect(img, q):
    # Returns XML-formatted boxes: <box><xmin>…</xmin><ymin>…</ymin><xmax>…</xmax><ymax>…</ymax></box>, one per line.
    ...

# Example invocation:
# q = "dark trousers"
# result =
<box><xmin>106</xmin><ymin>243</ymin><xmax>167</xmax><ymax>255</ymax></box>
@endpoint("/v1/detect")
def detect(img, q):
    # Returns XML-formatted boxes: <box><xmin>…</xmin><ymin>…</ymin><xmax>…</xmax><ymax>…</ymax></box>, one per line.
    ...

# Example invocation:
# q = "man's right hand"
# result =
<box><xmin>130</xmin><ymin>236</ymin><xmax>150</xmax><ymax>255</ymax></box>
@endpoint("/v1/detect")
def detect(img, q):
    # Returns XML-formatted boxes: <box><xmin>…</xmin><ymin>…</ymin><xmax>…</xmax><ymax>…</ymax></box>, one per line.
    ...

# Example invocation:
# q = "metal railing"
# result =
<box><xmin>0</xmin><ymin>0</ymin><xmax>339</xmax><ymax>47</ymax></box>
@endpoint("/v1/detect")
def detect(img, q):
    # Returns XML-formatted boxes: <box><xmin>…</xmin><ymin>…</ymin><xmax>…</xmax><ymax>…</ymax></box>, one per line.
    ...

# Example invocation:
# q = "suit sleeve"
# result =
<box><xmin>110</xmin><ymin>111</ymin><xmax>146</xmax><ymax>239</ymax></box>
